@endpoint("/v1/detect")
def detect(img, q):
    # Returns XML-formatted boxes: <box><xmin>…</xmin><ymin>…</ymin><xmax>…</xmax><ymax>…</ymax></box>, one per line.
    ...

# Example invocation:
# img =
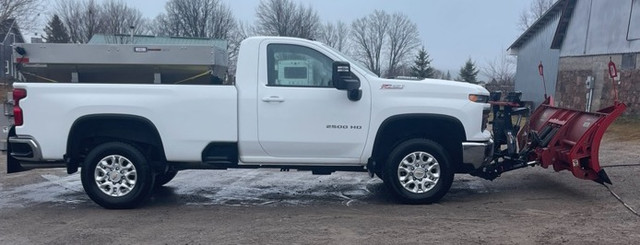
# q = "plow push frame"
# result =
<box><xmin>472</xmin><ymin>59</ymin><xmax>627</xmax><ymax>185</ymax></box>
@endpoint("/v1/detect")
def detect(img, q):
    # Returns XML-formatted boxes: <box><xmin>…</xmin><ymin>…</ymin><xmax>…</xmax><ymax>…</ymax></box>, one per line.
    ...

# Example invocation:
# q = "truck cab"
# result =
<box><xmin>236</xmin><ymin>37</ymin><xmax>491</xmax><ymax>168</ymax></box>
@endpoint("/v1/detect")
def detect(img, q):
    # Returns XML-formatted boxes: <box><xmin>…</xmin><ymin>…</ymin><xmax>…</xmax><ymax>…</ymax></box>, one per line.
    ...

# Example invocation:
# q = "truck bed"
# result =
<box><xmin>13</xmin><ymin>83</ymin><xmax>238</xmax><ymax>162</ymax></box>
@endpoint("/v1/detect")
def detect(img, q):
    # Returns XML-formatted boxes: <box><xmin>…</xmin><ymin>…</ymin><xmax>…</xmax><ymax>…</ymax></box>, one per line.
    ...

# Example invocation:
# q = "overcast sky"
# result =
<box><xmin>118</xmin><ymin>0</ymin><xmax>530</xmax><ymax>78</ymax></box>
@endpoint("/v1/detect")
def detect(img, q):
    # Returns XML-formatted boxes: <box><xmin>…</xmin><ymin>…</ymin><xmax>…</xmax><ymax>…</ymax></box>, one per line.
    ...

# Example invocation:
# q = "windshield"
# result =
<box><xmin>321</xmin><ymin>43</ymin><xmax>379</xmax><ymax>77</ymax></box>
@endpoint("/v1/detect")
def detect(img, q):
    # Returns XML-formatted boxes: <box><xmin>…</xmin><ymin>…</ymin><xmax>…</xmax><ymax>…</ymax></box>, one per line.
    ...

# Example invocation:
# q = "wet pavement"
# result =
<box><xmin>0</xmin><ymin>159</ymin><xmax>496</xmax><ymax>209</ymax></box>
<box><xmin>2</xmin><ymin>147</ymin><xmax>640</xmax><ymax>244</ymax></box>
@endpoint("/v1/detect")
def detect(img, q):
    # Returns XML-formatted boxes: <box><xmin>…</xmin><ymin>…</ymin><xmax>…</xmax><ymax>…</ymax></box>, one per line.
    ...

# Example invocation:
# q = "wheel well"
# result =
<box><xmin>66</xmin><ymin>114</ymin><xmax>166</xmax><ymax>172</ymax></box>
<box><xmin>371</xmin><ymin>114</ymin><xmax>466</xmax><ymax>174</ymax></box>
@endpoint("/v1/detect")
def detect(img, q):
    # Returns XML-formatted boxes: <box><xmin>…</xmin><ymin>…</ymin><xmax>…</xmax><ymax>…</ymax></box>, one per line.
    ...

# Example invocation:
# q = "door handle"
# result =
<box><xmin>261</xmin><ymin>96</ymin><xmax>285</xmax><ymax>102</ymax></box>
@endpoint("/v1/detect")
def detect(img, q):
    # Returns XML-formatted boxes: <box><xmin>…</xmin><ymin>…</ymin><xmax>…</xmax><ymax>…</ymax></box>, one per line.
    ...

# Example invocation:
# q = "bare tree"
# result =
<box><xmin>482</xmin><ymin>51</ymin><xmax>516</xmax><ymax>87</ymax></box>
<box><xmin>100</xmin><ymin>0</ymin><xmax>149</xmax><ymax>43</ymax></box>
<box><xmin>55</xmin><ymin>0</ymin><xmax>103</xmax><ymax>43</ymax></box>
<box><xmin>54</xmin><ymin>0</ymin><xmax>80</xmax><ymax>42</ymax></box>
<box><xmin>293</xmin><ymin>4</ymin><xmax>319</xmax><ymax>39</ymax></box>
<box><xmin>351</xmin><ymin>10</ymin><xmax>390</xmax><ymax>76</ymax></box>
<box><xmin>154</xmin><ymin>0</ymin><xmax>236</xmax><ymax>39</ymax></box>
<box><xmin>319</xmin><ymin>21</ymin><xmax>349</xmax><ymax>52</ymax></box>
<box><xmin>151</xmin><ymin>13</ymin><xmax>179</xmax><ymax>37</ymax></box>
<box><xmin>255</xmin><ymin>0</ymin><xmax>320</xmax><ymax>39</ymax></box>
<box><xmin>0</xmin><ymin>0</ymin><xmax>44</xmax><ymax>33</ymax></box>
<box><xmin>228</xmin><ymin>21</ymin><xmax>256</xmax><ymax>74</ymax></box>
<box><xmin>518</xmin><ymin>0</ymin><xmax>556</xmax><ymax>31</ymax></box>
<box><xmin>206</xmin><ymin>1</ymin><xmax>235</xmax><ymax>39</ymax></box>
<box><xmin>256</xmin><ymin>0</ymin><xmax>295</xmax><ymax>37</ymax></box>
<box><xmin>386</xmin><ymin>13</ymin><xmax>420</xmax><ymax>78</ymax></box>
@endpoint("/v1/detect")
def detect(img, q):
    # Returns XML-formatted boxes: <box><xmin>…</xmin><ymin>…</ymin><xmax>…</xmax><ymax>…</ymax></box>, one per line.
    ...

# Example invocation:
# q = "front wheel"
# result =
<box><xmin>384</xmin><ymin>139</ymin><xmax>454</xmax><ymax>204</ymax></box>
<box><xmin>81</xmin><ymin>142</ymin><xmax>155</xmax><ymax>209</ymax></box>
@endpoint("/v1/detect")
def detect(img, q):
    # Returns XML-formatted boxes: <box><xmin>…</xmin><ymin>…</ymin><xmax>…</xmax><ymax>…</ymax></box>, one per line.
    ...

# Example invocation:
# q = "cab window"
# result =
<box><xmin>266</xmin><ymin>44</ymin><xmax>333</xmax><ymax>87</ymax></box>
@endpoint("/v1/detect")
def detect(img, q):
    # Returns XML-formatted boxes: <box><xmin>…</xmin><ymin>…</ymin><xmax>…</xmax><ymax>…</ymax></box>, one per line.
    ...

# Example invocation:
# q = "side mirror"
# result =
<box><xmin>333</xmin><ymin>62</ymin><xmax>360</xmax><ymax>90</ymax></box>
<box><xmin>332</xmin><ymin>61</ymin><xmax>362</xmax><ymax>101</ymax></box>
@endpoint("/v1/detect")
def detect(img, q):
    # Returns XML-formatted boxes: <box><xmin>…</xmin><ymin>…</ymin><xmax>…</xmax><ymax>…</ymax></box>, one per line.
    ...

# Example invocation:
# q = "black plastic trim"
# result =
<box><xmin>6</xmin><ymin>126</ymin><xmax>27</xmax><ymax>173</ymax></box>
<box><xmin>201</xmin><ymin>142</ymin><xmax>238</xmax><ymax>165</ymax></box>
<box><xmin>370</xmin><ymin>113</ymin><xmax>467</xmax><ymax>173</ymax></box>
<box><xmin>66</xmin><ymin>114</ymin><xmax>166</xmax><ymax>170</ymax></box>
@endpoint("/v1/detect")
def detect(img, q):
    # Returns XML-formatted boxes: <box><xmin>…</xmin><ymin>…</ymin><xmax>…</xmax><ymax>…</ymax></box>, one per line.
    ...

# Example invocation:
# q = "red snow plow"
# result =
<box><xmin>474</xmin><ymin>60</ymin><xmax>626</xmax><ymax>184</ymax></box>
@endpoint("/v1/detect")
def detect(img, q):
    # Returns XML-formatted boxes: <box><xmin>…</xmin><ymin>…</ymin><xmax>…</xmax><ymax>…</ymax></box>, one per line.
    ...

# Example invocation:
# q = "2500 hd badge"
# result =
<box><xmin>326</xmin><ymin>124</ymin><xmax>362</xmax><ymax>129</ymax></box>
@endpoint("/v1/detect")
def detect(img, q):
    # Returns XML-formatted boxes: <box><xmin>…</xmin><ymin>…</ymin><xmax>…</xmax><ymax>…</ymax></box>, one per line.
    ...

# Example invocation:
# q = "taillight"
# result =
<box><xmin>13</xmin><ymin>88</ymin><xmax>27</xmax><ymax>126</ymax></box>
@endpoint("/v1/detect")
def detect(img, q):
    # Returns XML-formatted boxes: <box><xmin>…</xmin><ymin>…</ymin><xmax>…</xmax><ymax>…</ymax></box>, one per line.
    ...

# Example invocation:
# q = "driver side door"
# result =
<box><xmin>256</xmin><ymin>42</ymin><xmax>371</xmax><ymax>163</ymax></box>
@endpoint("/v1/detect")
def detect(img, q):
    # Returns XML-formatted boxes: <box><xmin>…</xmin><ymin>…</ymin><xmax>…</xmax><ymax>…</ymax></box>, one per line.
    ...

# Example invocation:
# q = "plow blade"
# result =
<box><xmin>520</xmin><ymin>100</ymin><xmax>626</xmax><ymax>184</ymax></box>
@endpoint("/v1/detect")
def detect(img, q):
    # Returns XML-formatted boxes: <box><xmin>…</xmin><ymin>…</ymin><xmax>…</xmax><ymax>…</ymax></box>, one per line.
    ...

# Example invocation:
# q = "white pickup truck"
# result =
<box><xmin>7</xmin><ymin>36</ymin><xmax>493</xmax><ymax>209</ymax></box>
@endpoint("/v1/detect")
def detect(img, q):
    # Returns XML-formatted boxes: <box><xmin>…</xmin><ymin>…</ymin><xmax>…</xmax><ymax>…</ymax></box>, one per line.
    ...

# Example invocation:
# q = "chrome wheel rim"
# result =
<box><xmin>94</xmin><ymin>155</ymin><xmax>137</xmax><ymax>197</ymax></box>
<box><xmin>397</xmin><ymin>151</ymin><xmax>440</xmax><ymax>194</ymax></box>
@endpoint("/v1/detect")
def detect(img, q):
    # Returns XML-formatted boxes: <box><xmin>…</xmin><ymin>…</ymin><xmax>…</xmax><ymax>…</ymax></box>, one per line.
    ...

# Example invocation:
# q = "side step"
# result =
<box><xmin>202</xmin><ymin>142</ymin><xmax>238</xmax><ymax>168</ymax></box>
<box><xmin>203</xmin><ymin>156</ymin><xmax>235</xmax><ymax>164</ymax></box>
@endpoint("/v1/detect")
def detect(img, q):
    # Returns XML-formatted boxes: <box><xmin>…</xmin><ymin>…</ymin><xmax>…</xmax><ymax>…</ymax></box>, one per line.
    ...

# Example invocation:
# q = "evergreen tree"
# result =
<box><xmin>444</xmin><ymin>71</ymin><xmax>452</xmax><ymax>80</ymax></box>
<box><xmin>44</xmin><ymin>15</ymin><xmax>70</xmax><ymax>43</ymax></box>
<box><xmin>458</xmin><ymin>58</ymin><xmax>480</xmax><ymax>84</ymax></box>
<box><xmin>410</xmin><ymin>46</ymin><xmax>435</xmax><ymax>79</ymax></box>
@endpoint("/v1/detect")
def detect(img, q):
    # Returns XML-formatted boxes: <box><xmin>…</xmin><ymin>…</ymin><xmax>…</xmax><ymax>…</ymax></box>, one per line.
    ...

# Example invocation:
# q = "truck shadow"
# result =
<box><xmin>147</xmin><ymin>180</ymin><xmax>399</xmax><ymax>207</ymax></box>
<box><xmin>144</xmin><ymin>170</ymin><xmax>595</xmax><ymax>208</ymax></box>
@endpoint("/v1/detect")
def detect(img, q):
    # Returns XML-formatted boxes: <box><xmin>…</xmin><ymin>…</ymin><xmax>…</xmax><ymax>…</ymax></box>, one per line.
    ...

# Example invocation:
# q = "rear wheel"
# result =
<box><xmin>81</xmin><ymin>142</ymin><xmax>155</xmax><ymax>209</ymax></box>
<box><xmin>384</xmin><ymin>139</ymin><xmax>453</xmax><ymax>204</ymax></box>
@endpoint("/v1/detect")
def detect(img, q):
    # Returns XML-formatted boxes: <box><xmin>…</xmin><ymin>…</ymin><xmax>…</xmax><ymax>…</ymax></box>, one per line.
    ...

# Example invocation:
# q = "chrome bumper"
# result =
<box><xmin>462</xmin><ymin>139</ymin><xmax>494</xmax><ymax>170</ymax></box>
<box><xmin>8</xmin><ymin>136</ymin><xmax>43</xmax><ymax>161</ymax></box>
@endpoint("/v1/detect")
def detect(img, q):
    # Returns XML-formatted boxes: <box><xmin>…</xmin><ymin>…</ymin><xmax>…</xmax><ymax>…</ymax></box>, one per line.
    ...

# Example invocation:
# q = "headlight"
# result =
<box><xmin>469</xmin><ymin>94</ymin><xmax>489</xmax><ymax>103</ymax></box>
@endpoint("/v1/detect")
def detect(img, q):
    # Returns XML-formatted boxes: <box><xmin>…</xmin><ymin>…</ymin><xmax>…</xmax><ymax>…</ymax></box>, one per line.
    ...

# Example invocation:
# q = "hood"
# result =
<box><xmin>372</xmin><ymin>77</ymin><xmax>489</xmax><ymax>99</ymax></box>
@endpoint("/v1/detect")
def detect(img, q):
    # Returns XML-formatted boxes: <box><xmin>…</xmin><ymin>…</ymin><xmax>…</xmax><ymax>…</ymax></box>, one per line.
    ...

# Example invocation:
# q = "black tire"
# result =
<box><xmin>384</xmin><ymin>139</ymin><xmax>454</xmax><ymax>204</ymax></box>
<box><xmin>154</xmin><ymin>170</ymin><xmax>178</xmax><ymax>187</ymax></box>
<box><xmin>81</xmin><ymin>142</ymin><xmax>155</xmax><ymax>209</ymax></box>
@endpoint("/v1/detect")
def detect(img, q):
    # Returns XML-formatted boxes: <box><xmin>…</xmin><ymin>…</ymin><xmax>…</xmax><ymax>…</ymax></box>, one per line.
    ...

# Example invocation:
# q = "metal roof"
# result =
<box><xmin>508</xmin><ymin>0</ymin><xmax>576</xmax><ymax>51</ymax></box>
<box><xmin>89</xmin><ymin>34</ymin><xmax>227</xmax><ymax>50</ymax></box>
<box><xmin>550</xmin><ymin>0</ymin><xmax>577</xmax><ymax>49</ymax></box>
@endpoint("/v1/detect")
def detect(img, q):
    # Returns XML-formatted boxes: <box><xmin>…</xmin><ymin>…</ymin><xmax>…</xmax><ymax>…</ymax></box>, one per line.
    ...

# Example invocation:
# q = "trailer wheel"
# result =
<box><xmin>384</xmin><ymin>139</ymin><xmax>453</xmax><ymax>204</ymax></box>
<box><xmin>81</xmin><ymin>142</ymin><xmax>155</xmax><ymax>209</ymax></box>
<box><xmin>155</xmin><ymin>170</ymin><xmax>178</xmax><ymax>187</ymax></box>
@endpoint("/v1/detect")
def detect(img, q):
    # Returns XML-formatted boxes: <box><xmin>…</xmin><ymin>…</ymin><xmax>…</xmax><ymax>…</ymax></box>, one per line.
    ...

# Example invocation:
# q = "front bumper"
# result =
<box><xmin>462</xmin><ymin>138</ymin><xmax>494</xmax><ymax>170</ymax></box>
